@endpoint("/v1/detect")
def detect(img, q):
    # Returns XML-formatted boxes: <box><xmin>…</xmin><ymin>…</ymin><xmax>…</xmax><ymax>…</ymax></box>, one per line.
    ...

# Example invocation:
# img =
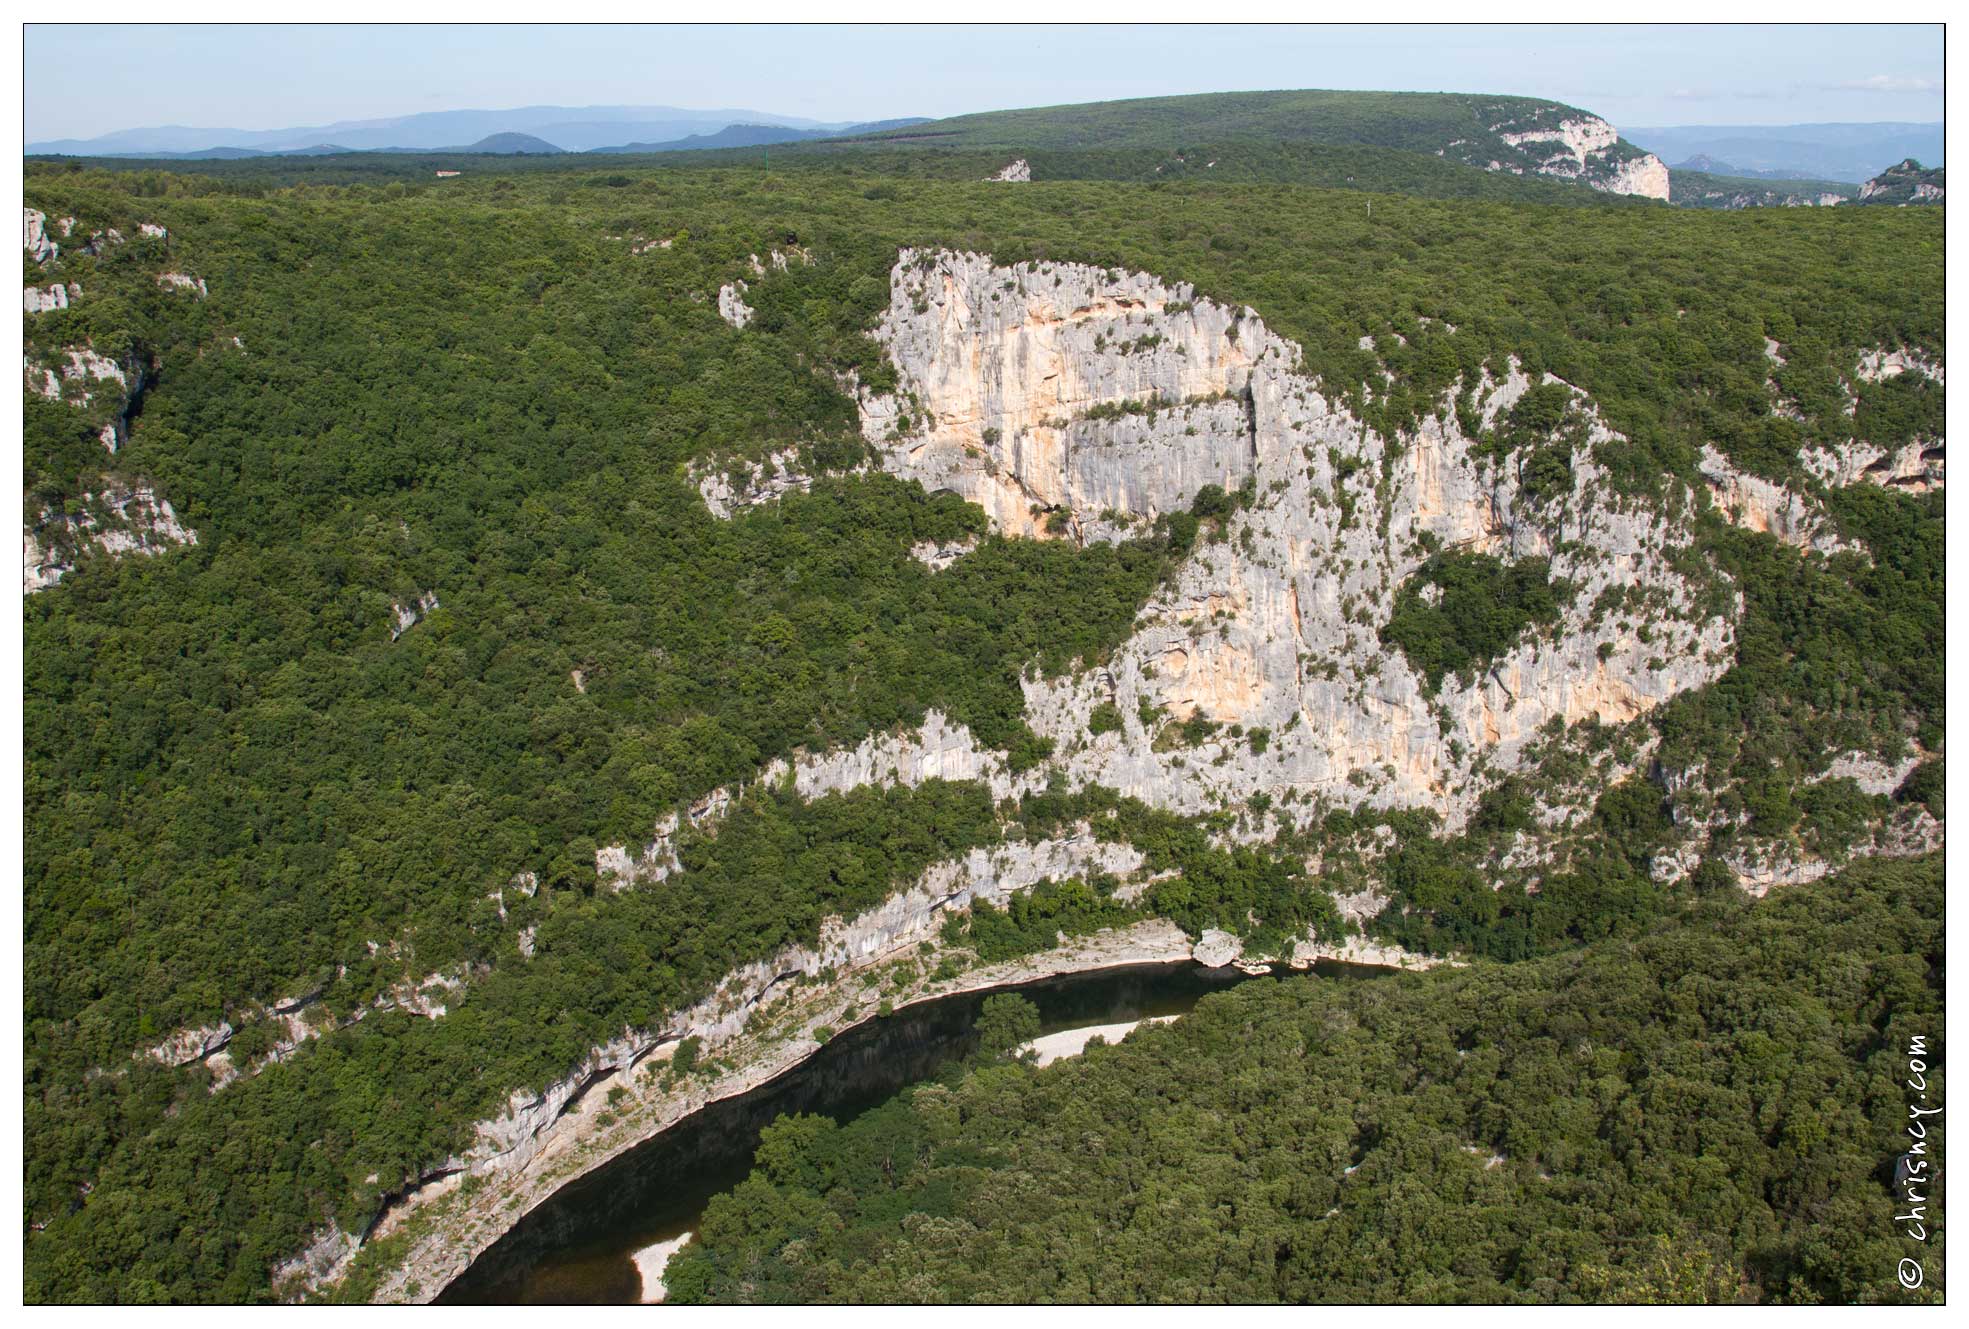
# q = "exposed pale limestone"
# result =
<box><xmin>862</xmin><ymin>251</ymin><xmax>1733</xmax><ymax>829</ymax></box>
<box><xmin>911</xmin><ymin>534</ymin><xmax>979</xmax><ymax>570</ymax></box>
<box><xmin>693</xmin><ymin>446</ymin><xmax>844</xmax><ymax>518</ymax></box>
<box><xmin>24</xmin><ymin>208</ymin><xmax>59</xmax><ymax>262</ymax></box>
<box><xmin>989</xmin><ymin>159</ymin><xmax>1032</xmax><ymax>182</ymax></box>
<box><xmin>477</xmin><ymin>828</ymin><xmax>1146</xmax><ymax>1179</ymax></box>
<box><xmin>1800</xmin><ymin>440</ymin><xmax>1944</xmax><ymax>493</ymax></box>
<box><xmin>1191</xmin><ymin>928</ymin><xmax>1242</xmax><ymax>967</ymax></box>
<box><xmin>157</xmin><ymin>272</ymin><xmax>207</xmax><ymax>297</ymax></box>
<box><xmin>138</xmin><ymin>222</ymin><xmax>167</xmax><ymax>239</ymax></box>
<box><xmin>146</xmin><ymin>1022</ymin><xmax>234</xmax><ymax>1068</ymax></box>
<box><xmin>1485</xmin><ymin>115</ymin><xmax>1669</xmax><ymax>200</ymax></box>
<box><xmin>1813</xmin><ymin>749</ymin><xmax>1924</xmax><ymax>797</ymax></box>
<box><xmin>1855</xmin><ymin>346</ymin><xmax>1944</xmax><ymax>387</ymax></box>
<box><xmin>273</xmin><ymin>1228</ymin><xmax>362</xmax><ymax>1301</ymax></box>
<box><xmin>858</xmin><ymin>249</ymin><xmax>1280</xmax><ymax>541</ymax></box>
<box><xmin>24</xmin><ymin>284</ymin><xmax>68</xmax><ymax>313</ymax></box>
<box><xmin>23</xmin><ymin>484</ymin><xmax>198</xmax><ymax>593</ymax></box>
<box><xmin>25</xmin><ymin>345</ymin><xmax>137</xmax><ymax>406</ymax></box>
<box><xmin>1726</xmin><ymin>808</ymin><xmax>1943</xmax><ymax>897</ymax></box>
<box><xmin>1697</xmin><ymin>446</ymin><xmax>1854</xmax><ymax>553</ymax></box>
<box><xmin>1600</xmin><ymin>152</ymin><xmax>1671</xmax><ymax>201</ymax></box>
<box><xmin>390</xmin><ymin>591</ymin><xmax>440</xmax><ymax>640</ymax></box>
<box><xmin>716</xmin><ymin>280</ymin><xmax>753</xmax><ymax>328</ymax></box>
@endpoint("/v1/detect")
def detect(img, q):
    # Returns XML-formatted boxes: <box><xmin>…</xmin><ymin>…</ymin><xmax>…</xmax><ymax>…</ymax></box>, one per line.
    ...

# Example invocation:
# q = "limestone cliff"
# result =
<box><xmin>857</xmin><ymin>249</ymin><xmax>1730</xmax><ymax>826</ymax></box>
<box><xmin>1447</xmin><ymin>112</ymin><xmax>1669</xmax><ymax>200</ymax></box>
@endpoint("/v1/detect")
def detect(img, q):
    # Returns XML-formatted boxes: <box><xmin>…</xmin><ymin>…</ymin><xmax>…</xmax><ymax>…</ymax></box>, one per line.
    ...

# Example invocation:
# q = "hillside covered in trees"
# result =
<box><xmin>20</xmin><ymin>133</ymin><xmax>1943</xmax><ymax>1303</ymax></box>
<box><xmin>670</xmin><ymin>855</ymin><xmax>1944</xmax><ymax>1305</ymax></box>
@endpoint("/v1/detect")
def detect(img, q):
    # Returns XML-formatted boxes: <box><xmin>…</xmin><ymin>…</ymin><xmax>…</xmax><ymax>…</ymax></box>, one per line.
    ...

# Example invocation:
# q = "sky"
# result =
<box><xmin>24</xmin><ymin>22</ymin><xmax>1945</xmax><ymax>143</ymax></box>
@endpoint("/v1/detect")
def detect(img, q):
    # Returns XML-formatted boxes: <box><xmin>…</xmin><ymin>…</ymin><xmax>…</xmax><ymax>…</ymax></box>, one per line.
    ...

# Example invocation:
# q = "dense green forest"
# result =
<box><xmin>41</xmin><ymin>141</ymin><xmax>1644</xmax><ymax>205</ymax></box>
<box><xmin>669</xmin><ymin>855</ymin><xmax>1944</xmax><ymax>1304</ymax></box>
<box><xmin>21</xmin><ymin>148</ymin><xmax>1943</xmax><ymax>1303</ymax></box>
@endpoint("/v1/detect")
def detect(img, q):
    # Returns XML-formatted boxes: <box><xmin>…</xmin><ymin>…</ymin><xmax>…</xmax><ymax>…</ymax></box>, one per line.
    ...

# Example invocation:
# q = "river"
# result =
<box><xmin>438</xmin><ymin>958</ymin><xmax>1382</xmax><ymax>1304</ymax></box>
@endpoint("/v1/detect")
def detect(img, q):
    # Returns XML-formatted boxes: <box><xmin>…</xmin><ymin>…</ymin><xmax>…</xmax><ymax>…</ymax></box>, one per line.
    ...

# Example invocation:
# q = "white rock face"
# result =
<box><xmin>147</xmin><ymin>1022</ymin><xmax>234</xmax><ymax>1067</ymax></box>
<box><xmin>1191</xmin><ymin>928</ymin><xmax>1242</xmax><ymax>967</ymax></box>
<box><xmin>989</xmin><ymin>159</ymin><xmax>1032</xmax><ymax>182</ymax></box>
<box><xmin>138</xmin><ymin>222</ymin><xmax>168</xmax><ymax>239</ymax></box>
<box><xmin>1601</xmin><ymin>152</ymin><xmax>1672</xmax><ymax>200</ymax></box>
<box><xmin>24</xmin><ymin>208</ymin><xmax>58</xmax><ymax>263</ymax></box>
<box><xmin>693</xmin><ymin>446</ymin><xmax>849</xmax><ymax>518</ymax></box>
<box><xmin>858</xmin><ymin>249</ymin><xmax>1277</xmax><ymax>541</ymax></box>
<box><xmin>389</xmin><ymin>591</ymin><xmax>440</xmax><ymax>640</ymax></box>
<box><xmin>1813</xmin><ymin>749</ymin><xmax>1923</xmax><ymax>797</ymax></box>
<box><xmin>1697</xmin><ymin>446</ymin><xmax>1854</xmax><ymax>554</ymax></box>
<box><xmin>157</xmin><ymin>272</ymin><xmax>207</xmax><ymax>297</ymax></box>
<box><xmin>910</xmin><ymin>534</ymin><xmax>979</xmax><ymax>570</ymax></box>
<box><xmin>1855</xmin><ymin>346</ymin><xmax>1945</xmax><ymax>387</ymax></box>
<box><xmin>273</xmin><ymin>1227</ymin><xmax>362</xmax><ymax>1299</ymax></box>
<box><xmin>24</xmin><ymin>484</ymin><xmax>198</xmax><ymax>593</ymax></box>
<box><xmin>1486</xmin><ymin>116</ymin><xmax>1670</xmax><ymax>200</ymax></box>
<box><xmin>861</xmin><ymin>250</ymin><xmax>1734</xmax><ymax>827</ymax></box>
<box><xmin>717</xmin><ymin>280</ymin><xmax>754</xmax><ymax>329</ymax></box>
<box><xmin>598</xmin><ymin>709</ymin><xmax>1044</xmax><ymax>889</ymax></box>
<box><xmin>25</xmin><ymin>345</ymin><xmax>137</xmax><ymax>406</ymax></box>
<box><xmin>1801</xmin><ymin>440</ymin><xmax>1943</xmax><ymax>494</ymax></box>
<box><xmin>24</xmin><ymin>284</ymin><xmax>68</xmax><ymax>313</ymax></box>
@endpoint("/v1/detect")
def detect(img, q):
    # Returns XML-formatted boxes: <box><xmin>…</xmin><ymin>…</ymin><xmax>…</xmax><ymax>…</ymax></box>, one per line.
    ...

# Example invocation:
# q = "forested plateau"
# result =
<box><xmin>20</xmin><ymin>145</ymin><xmax>1942</xmax><ymax>1303</ymax></box>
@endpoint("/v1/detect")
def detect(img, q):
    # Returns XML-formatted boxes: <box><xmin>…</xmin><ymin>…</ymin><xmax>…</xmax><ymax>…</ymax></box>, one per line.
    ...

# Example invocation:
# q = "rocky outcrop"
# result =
<box><xmin>598</xmin><ymin>708</ymin><xmax>1046</xmax><ymax>888</ymax></box>
<box><xmin>24</xmin><ymin>484</ymin><xmax>198</xmax><ymax>593</ymax></box>
<box><xmin>693</xmin><ymin>446</ymin><xmax>849</xmax><ymax>518</ymax></box>
<box><xmin>1190</xmin><ymin>928</ymin><xmax>1242</xmax><ymax>967</ymax></box>
<box><xmin>1471</xmin><ymin>114</ymin><xmax>1669</xmax><ymax>200</ymax></box>
<box><xmin>1857</xmin><ymin>159</ymin><xmax>1944</xmax><ymax>206</ymax></box>
<box><xmin>157</xmin><ymin>272</ymin><xmax>207</xmax><ymax>297</ymax></box>
<box><xmin>1697</xmin><ymin>446</ymin><xmax>1854</xmax><ymax>553</ymax></box>
<box><xmin>1855</xmin><ymin>346</ymin><xmax>1944</xmax><ymax>387</ymax></box>
<box><xmin>1801</xmin><ymin>440</ymin><xmax>1943</xmax><ymax>494</ymax></box>
<box><xmin>716</xmin><ymin>280</ymin><xmax>753</xmax><ymax>329</ymax></box>
<box><xmin>24</xmin><ymin>284</ymin><xmax>70</xmax><ymax>313</ymax></box>
<box><xmin>857</xmin><ymin>249</ymin><xmax>1277</xmax><ymax>540</ymax></box>
<box><xmin>147</xmin><ymin>1022</ymin><xmax>234</xmax><ymax>1068</ymax></box>
<box><xmin>1813</xmin><ymin>749</ymin><xmax>1924</xmax><ymax>797</ymax></box>
<box><xmin>24</xmin><ymin>208</ymin><xmax>63</xmax><ymax>263</ymax></box>
<box><xmin>989</xmin><ymin>159</ymin><xmax>1032</xmax><ymax>182</ymax></box>
<box><xmin>468</xmin><ymin>828</ymin><xmax>1143</xmax><ymax>1181</ymax></box>
<box><xmin>25</xmin><ymin>345</ymin><xmax>140</xmax><ymax>405</ymax></box>
<box><xmin>390</xmin><ymin>592</ymin><xmax>440</xmax><ymax>640</ymax></box>
<box><xmin>861</xmin><ymin>250</ymin><xmax>1733</xmax><ymax>827</ymax></box>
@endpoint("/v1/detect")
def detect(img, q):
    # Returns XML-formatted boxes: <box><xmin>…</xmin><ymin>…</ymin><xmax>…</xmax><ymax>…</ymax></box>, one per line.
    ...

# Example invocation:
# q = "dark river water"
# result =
<box><xmin>438</xmin><ymin>958</ymin><xmax>1383</xmax><ymax>1304</ymax></box>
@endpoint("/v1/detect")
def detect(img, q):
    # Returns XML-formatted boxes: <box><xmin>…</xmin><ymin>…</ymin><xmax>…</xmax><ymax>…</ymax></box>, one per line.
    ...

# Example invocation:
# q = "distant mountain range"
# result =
<box><xmin>25</xmin><ymin>103</ymin><xmax>917</xmax><ymax>157</ymax></box>
<box><xmin>1623</xmin><ymin>122</ymin><xmax>1943</xmax><ymax>184</ymax></box>
<box><xmin>590</xmin><ymin>119</ymin><xmax>926</xmax><ymax>154</ymax></box>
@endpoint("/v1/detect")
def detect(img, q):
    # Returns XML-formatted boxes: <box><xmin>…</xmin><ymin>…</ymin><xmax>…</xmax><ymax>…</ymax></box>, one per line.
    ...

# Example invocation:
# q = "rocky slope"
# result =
<box><xmin>22</xmin><ymin>206</ymin><xmax>206</xmax><ymax>592</ymax></box>
<box><xmin>856</xmin><ymin>90</ymin><xmax>1670</xmax><ymax>200</ymax></box>
<box><xmin>1463</xmin><ymin>110</ymin><xmax>1669</xmax><ymax>199</ymax></box>
<box><xmin>1856</xmin><ymin>158</ymin><xmax>1944</xmax><ymax>206</ymax></box>
<box><xmin>260</xmin><ymin>246</ymin><xmax>1937</xmax><ymax>1300</ymax></box>
<box><xmin>856</xmin><ymin>249</ymin><xmax>1726</xmax><ymax>825</ymax></box>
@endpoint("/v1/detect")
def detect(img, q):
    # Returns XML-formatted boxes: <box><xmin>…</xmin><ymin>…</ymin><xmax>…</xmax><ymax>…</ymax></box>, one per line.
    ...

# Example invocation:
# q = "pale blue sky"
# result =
<box><xmin>25</xmin><ymin>23</ymin><xmax>1945</xmax><ymax>143</ymax></box>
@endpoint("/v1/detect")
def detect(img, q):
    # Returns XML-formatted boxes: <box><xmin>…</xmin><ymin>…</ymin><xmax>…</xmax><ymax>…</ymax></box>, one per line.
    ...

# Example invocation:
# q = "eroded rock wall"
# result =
<box><xmin>861</xmin><ymin>250</ymin><xmax>1733</xmax><ymax>825</ymax></box>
